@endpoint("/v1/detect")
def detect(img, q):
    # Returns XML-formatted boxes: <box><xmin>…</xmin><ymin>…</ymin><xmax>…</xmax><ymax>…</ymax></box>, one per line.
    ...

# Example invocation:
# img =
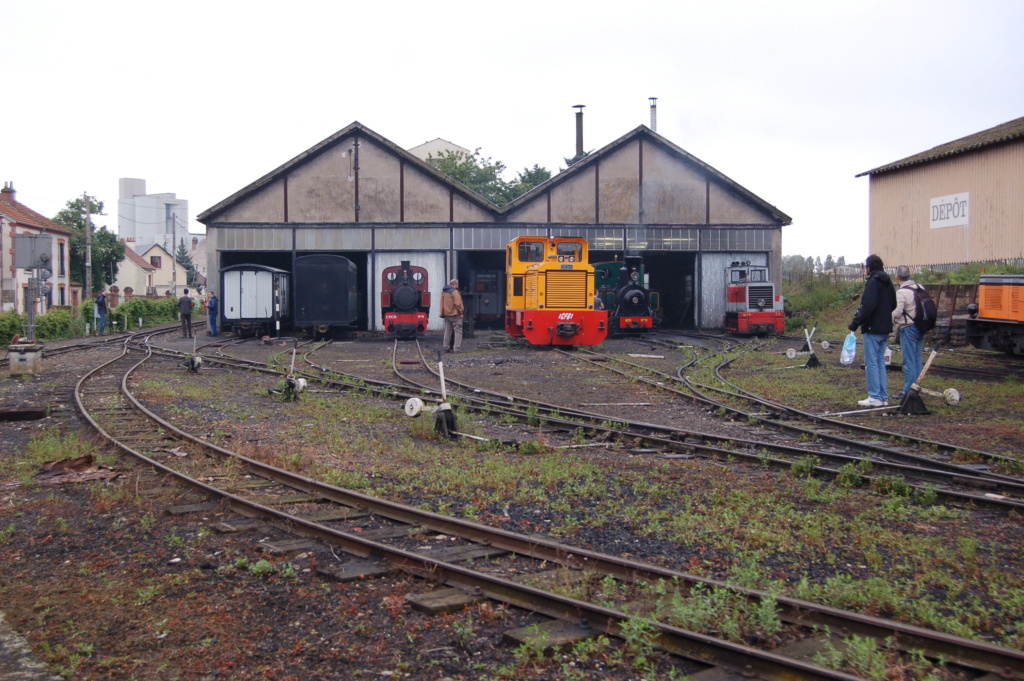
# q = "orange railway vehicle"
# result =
<box><xmin>966</xmin><ymin>274</ymin><xmax>1024</xmax><ymax>355</ymax></box>
<box><xmin>504</xmin><ymin>236</ymin><xmax>608</xmax><ymax>346</ymax></box>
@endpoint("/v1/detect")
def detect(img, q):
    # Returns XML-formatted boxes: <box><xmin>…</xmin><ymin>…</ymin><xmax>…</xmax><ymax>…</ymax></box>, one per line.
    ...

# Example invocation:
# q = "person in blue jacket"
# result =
<box><xmin>95</xmin><ymin>290</ymin><xmax>108</xmax><ymax>335</ymax></box>
<box><xmin>848</xmin><ymin>254</ymin><xmax>897</xmax><ymax>407</ymax></box>
<box><xmin>206</xmin><ymin>291</ymin><xmax>219</xmax><ymax>336</ymax></box>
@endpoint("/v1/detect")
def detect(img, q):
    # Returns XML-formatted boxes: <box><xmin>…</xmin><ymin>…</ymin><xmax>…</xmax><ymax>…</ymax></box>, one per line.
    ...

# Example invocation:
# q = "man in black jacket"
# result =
<box><xmin>179</xmin><ymin>288</ymin><xmax>194</xmax><ymax>339</ymax></box>
<box><xmin>849</xmin><ymin>254</ymin><xmax>897</xmax><ymax>407</ymax></box>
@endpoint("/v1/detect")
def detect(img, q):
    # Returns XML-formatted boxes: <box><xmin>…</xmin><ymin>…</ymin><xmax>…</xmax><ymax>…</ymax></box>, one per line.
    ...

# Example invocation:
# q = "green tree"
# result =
<box><xmin>783</xmin><ymin>254</ymin><xmax>815</xmax><ymax>283</ymax></box>
<box><xmin>52</xmin><ymin>196</ymin><xmax>126</xmax><ymax>294</ymax></box>
<box><xmin>430</xmin><ymin>150</ymin><xmax>552</xmax><ymax>207</ymax></box>
<box><xmin>824</xmin><ymin>254</ymin><xmax>835</xmax><ymax>271</ymax></box>
<box><xmin>510</xmin><ymin>164</ymin><xmax>552</xmax><ymax>198</ymax></box>
<box><xmin>176</xmin><ymin>238</ymin><xmax>198</xmax><ymax>287</ymax></box>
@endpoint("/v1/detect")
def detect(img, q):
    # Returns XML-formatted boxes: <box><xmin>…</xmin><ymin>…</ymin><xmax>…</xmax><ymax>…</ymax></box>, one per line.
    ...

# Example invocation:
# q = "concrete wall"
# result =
<box><xmin>117</xmin><ymin>178</ymin><xmax>189</xmax><ymax>247</ymax></box>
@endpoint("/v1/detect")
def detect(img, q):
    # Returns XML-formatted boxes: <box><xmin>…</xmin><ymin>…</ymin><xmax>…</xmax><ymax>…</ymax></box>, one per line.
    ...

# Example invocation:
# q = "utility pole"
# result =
<box><xmin>171</xmin><ymin>212</ymin><xmax>177</xmax><ymax>296</ymax></box>
<box><xmin>83</xmin><ymin>192</ymin><xmax>93</xmax><ymax>299</ymax></box>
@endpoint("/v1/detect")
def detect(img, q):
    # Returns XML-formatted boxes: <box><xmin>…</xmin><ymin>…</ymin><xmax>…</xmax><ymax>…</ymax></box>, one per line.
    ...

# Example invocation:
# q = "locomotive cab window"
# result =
<box><xmin>386</xmin><ymin>271</ymin><xmax>398</xmax><ymax>284</ymax></box>
<box><xmin>556</xmin><ymin>242</ymin><xmax>581</xmax><ymax>262</ymax></box>
<box><xmin>731</xmin><ymin>270</ymin><xmax>748</xmax><ymax>283</ymax></box>
<box><xmin>749</xmin><ymin>270</ymin><xmax>765</xmax><ymax>282</ymax></box>
<box><xmin>519</xmin><ymin>242</ymin><xmax>544</xmax><ymax>262</ymax></box>
<box><xmin>412</xmin><ymin>271</ymin><xmax>424</xmax><ymax>284</ymax></box>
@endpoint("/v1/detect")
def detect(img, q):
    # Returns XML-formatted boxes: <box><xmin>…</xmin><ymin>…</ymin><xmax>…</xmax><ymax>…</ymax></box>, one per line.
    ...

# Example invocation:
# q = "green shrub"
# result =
<box><xmin>0</xmin><ymin>309</ymin><xmax>25</xmax><ymax>344</ymax></box>
<box><xmin>784</xmin><ymin>277</ymin><xmax>862</xmax><ymax>333</ymax></box>
<box><xmin>916</xmin><ymin>261</ymin><xmax>1024</xmax><ymax>284</ymax></box>
<box><xmin>115</xmin><ymin>297</ymin><xmax>179</xmax><ymax>327</ymax></box>
<box><xmin>34</xmin><ymin>308</ymin><xmax>86</xmax><ymax>340</ymax></box>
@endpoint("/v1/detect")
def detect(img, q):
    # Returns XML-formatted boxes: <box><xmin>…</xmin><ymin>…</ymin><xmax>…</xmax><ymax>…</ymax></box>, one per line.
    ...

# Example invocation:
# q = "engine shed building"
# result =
<box><xmin>197</xmin><ymin>120</ymin><xmax>791</xmax><ymax>333</ymax></box>
<box><xmin>857</xmin><ymin>115</ymin><xmax>1024</xmax><ymax>269</ymax></box>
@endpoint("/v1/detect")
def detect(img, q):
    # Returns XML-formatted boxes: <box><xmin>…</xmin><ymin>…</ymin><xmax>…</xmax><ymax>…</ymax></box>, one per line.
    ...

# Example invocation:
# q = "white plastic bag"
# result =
<box><xmin>840</xmin><ymin>332</ymin><xmax>857</xmax><ymax>366</ymax></box>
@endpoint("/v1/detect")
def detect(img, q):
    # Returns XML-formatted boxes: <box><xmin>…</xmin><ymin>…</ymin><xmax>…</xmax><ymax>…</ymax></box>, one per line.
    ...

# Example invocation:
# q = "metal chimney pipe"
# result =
<box><xmin>649</xmin><ymin>97</ymin><xmax>657</xmax><ymax>131</ymax></box>
<box><xmin>573</xmin><ymin>104</ymin><xmax>585</xmax><ymax>160</ymax></box>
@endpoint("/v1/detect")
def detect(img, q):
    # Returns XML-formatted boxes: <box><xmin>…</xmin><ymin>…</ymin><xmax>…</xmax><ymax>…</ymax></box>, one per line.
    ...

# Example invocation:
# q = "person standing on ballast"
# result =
<box><xmin>95</xmin><ymin>290</ymin><xmax>108</xmax><ymax>335</ymax></box>
<box><xmin>892</xmin><ymin>266</ymin><xmax>923</xmax><ymax>400</ymax></box>
<box><xmin>206</xmin><ymin>291</ymin><xmax>219</xmax><ymax>337</ymax></box>
<box><xmin>179</xmin><ymin>288</ymin><xmax>194</xmax><ymax>339</ymax></box>
<box><xmin>848</xmin><ymin>254</ymin><xmax>897</xmax><ymax>407</ymax></box>
<box><xmin>440</xmin><ymin>279</ymin><xmax>464</xmax><ymax>353</ymax></box>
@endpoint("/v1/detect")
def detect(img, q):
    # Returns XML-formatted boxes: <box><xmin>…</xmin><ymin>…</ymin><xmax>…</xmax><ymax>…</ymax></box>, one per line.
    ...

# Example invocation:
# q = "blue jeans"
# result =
<box><xmin>862</xmin><ymin>332</ymin><xmax>889</xmax><ymax>402</ymax></box>
<box><xmin>209</xmin><ymin>314</ymin><xmax>218</xmax><ymax>336</ymax></box>
<box><xmin>900</xmin><ymin>325</ymin><xmax>923</xmax><ymax>395</ymax></box>
<box><xmin>98</xmin><ymin>312</ymin><xmax>107</xmax><ymax>335</ymax></box>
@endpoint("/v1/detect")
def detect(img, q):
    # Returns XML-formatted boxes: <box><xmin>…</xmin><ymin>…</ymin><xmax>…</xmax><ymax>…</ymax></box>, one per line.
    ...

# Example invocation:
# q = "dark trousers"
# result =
<box><xmin>181</xmin><ymin>314</ymin><xmax>193</xmax><ymax>338</ymax></box>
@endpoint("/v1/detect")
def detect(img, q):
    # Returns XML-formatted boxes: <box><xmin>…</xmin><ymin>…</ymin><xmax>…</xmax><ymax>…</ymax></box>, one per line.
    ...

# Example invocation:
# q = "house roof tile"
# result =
<box><xmin>123</xmin><ymin>247</ymin><xmax>156</xmax><ymax>271</ymax></box>
<box><xmin>0</xmin><ymin>189</ymin><xmax>73</xmax><ymax>234</ymax></box>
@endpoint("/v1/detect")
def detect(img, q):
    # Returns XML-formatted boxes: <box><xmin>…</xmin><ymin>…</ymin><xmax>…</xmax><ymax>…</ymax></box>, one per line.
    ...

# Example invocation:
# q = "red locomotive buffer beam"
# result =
<box><xmin>505</xmin><ymin>308</ymin><xmax>608</xmax><ymax>346</ymax></box>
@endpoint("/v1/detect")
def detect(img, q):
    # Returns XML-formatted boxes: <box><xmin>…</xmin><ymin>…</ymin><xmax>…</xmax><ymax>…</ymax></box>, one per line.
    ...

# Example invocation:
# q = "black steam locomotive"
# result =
<box><xmin>594</xmin><ymin>255</ymin><xmax>660</xmax><ymax>334</ymax></box>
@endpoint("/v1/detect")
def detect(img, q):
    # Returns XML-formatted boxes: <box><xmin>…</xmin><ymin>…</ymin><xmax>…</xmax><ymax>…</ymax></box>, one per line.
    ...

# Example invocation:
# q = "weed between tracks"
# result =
<box><xmin>2</xmin><ymin>343</ymin><xmax>1024</xmax><ymax>679</ymax></box>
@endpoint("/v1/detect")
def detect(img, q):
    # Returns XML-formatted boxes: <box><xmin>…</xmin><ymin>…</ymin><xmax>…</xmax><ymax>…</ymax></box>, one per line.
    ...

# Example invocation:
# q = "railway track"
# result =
<box><xmin>556</xmin><ymin>345</ymin><xmax>1024</xmax><ymax>512</ymax></box>
<box><xmin>71</xmin><ymin>334</ymin><xmax>1024</xmax><ymax>681</ymax></box>
<box><xmin>190</xmin><ymin>335</ymin><xmax>1024</xmax><ymax>514</ymax></box>
<box><xmin>354</xmin><ymin>336</ymin><xmax>1024</xmax><ymax>513</ymax></box>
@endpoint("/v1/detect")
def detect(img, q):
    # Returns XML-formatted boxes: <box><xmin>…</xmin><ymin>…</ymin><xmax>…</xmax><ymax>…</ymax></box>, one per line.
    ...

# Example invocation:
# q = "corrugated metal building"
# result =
<box><xmin>857</xmin><ymin>116</ymin><xmax>1024</xmax><ymax>268</ymax></box>
<box><xmin>197</xmin><ymin>118</ymin><xmax>791</xmax><ymax>332</ymax></box>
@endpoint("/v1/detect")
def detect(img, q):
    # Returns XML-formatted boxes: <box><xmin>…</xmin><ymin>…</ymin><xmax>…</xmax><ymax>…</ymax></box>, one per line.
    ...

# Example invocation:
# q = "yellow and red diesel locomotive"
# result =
<box><xmin>504</xmin><ymin>236</ymin><xmax>608</xmax><ymax>346</ymax></box>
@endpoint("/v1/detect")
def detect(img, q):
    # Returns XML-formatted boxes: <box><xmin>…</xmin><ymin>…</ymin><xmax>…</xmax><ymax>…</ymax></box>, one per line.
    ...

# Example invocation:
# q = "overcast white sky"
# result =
<box><xmin>5</xmin><ymin>0</ymin><xmax>1023</xmax><ymax>262</ymax></box>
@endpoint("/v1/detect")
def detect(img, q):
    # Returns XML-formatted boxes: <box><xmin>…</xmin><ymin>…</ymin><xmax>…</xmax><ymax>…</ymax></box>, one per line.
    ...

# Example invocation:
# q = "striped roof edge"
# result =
<box><xmin>856</xmin><ymin>115</ymin><xmax>1024</xmax><ymax>177</ymax></box>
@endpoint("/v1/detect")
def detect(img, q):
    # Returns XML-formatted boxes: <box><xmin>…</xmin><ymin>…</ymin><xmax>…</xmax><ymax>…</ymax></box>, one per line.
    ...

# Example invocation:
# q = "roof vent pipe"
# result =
<box><xmin>649</xmin><ymin>97</ymin><xmax>657</xmax><ymax>132</ymax></box>
<box><xmin>571</xmin><ymin>104</ymin><xmax>585</xmax><ymax>164</ymax></box>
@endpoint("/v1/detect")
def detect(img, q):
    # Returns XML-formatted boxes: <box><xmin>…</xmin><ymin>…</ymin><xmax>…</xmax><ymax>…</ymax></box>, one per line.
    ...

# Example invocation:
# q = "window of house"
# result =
<box><xmin>58</xmin><ymin>240</ymin><xmax>66</xmax><ymax>276</ymax></box>
<box><xmin>150</xmin><ymin>256</ymin><xmax>162</xmax><ymax>268</ymax></box>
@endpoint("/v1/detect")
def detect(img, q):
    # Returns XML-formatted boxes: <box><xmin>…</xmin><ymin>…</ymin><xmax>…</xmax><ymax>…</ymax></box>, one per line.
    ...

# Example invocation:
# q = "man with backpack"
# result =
<box><xmin>891</xmin><ymin>265</ymin><xmax>933</xmax><ymax>400</ymax></box>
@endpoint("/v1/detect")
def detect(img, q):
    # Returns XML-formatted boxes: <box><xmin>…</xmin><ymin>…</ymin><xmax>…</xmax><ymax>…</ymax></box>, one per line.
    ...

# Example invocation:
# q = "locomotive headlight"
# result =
<box><xmin>630</xmin><ymin>271</ymin><xmax>640</xmax><ymax>282</ymax></box>
<box><xmin>757</xmin><ymin>298</ymin><xmax>767</xmax><ymax>309</ymax></box>
<box><xmin>967</xmin><ymin>302</ymin><xmax>979</xmax><ymax>319</ymax></box>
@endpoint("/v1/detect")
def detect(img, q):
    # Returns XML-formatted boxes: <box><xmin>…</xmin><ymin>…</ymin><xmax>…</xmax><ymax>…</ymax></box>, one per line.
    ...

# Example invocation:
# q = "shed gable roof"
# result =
<box><xmin>504</xmin><ymin>125</ymin><xmax>792</xmax><ymax>224</ymax></box>
<box><xmin>198</xmin><ymin>122</ymin><xmax>791</xmax><ymax>226</ymax></box>
<box><xmin>197</xmin><ymin>122</ymin><xmax>500</xmax><ymax>223</ymax></box>
<box><xmin>857</xmin><ymin>115</ymin><xmax>1024</xmax><ymax>177</ymax></box>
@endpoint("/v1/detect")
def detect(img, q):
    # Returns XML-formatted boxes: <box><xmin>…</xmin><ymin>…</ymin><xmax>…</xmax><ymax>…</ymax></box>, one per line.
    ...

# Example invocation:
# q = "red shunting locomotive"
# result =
<box><xmin>724</xmin><ymin>261</ymin><xmax>785</xmax><ymax>334</ymax></box>
<box><xmin>381</xmin><ymin>261</ymin><xmax>430</xmax><ymax>340</ymax></box>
